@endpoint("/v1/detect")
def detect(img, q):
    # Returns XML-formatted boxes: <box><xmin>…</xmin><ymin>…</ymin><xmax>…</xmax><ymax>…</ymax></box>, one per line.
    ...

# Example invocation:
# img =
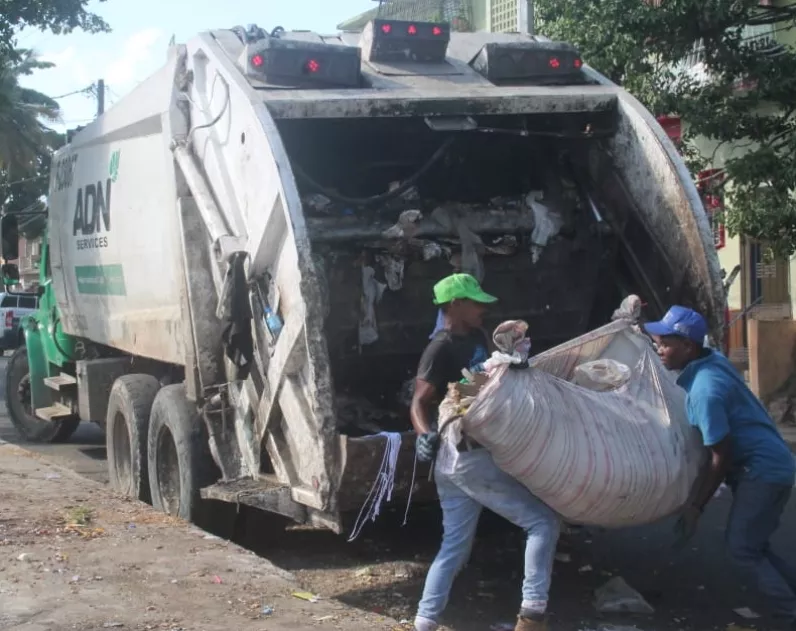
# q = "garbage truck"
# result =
<box><xmin>0</xmin><ymin>20</ymin><xmax>724</xmax><ymax>534</ymax></box>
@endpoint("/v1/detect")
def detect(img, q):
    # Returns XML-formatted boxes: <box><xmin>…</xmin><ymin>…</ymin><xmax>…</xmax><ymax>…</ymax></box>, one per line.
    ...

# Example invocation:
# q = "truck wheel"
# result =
<box><xmin>4</xmin><ymin>346</ymin><xmax>79</xmax><ymax>443</ymax></box>
<box><xmin>147</xmin><ymin>384</ymin><xmax>217</xmax><ymax>521</ymax></box>
<box><xmin>106</xmin><ymin>375</ymin><xmax>160</xmax><ymax>503</ymax></box>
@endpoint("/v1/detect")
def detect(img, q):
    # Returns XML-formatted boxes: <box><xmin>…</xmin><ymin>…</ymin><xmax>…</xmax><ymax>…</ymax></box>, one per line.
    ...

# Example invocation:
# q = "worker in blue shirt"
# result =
<box><xmin>644</xmin><ymin>306</ymin><xmax>796</xmax><ymax>626</ymax></box>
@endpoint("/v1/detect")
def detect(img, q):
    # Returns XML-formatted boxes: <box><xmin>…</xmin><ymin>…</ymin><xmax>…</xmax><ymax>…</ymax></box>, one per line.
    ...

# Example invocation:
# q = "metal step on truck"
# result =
<box><xmin>0</xmin><ymin>19</ymin><xmax>724</xmax><ymax>534</ymax></box>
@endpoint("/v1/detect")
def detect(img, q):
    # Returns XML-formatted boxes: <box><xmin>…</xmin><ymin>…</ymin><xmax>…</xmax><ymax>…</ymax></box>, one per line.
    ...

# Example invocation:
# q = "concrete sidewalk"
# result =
<box><xmin>0</xmin><ymin>442</ymin><xmax>400</xmax><ymax>631</ymax></box>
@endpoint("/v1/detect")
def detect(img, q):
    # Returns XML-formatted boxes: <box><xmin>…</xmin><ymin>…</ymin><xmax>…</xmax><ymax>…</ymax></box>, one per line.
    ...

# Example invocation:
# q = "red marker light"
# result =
<box><xmin>305</xmin><ymin>59</ymin><xmax>320</xmax><ymax>73</ymax></box>
<box><xmin>574</xmin><ymin>58</ymin><xmax>583</xmax><ymax>69</ymax></box>
<box><xmin>549</xmin><ymin>57</ymin><xmax>560</xmax><ymax>69</ymax></box>
<box><xmin>381</xmin><ymin>23</ymin><xmax>392</xmax><ymax>34</ymax></box>
<box><xmin>432</xmin><ymin>26</ymin><xmax>443</xmax><ymax>36</ymax></box>
<box><xmin>251</xmin><ymin>54</ymin><xmax>264</xmax><ymax>67</ymax></box>
<box><xmin>407</xmin><ymin>24</ymin><xmax>418</xmax><ymax>35</ymax></box>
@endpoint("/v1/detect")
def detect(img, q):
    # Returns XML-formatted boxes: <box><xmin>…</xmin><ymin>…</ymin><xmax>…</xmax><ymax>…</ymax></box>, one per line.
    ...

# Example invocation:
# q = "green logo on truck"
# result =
<box><xmin>109</xmin><ymin>150</ymin><xmax>120</xmax><ymax>182</ymax></box>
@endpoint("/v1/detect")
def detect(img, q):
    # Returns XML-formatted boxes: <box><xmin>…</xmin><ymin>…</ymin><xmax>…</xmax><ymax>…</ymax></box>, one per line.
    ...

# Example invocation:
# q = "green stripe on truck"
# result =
<box><xmin>75</xmin><ymin>264</ymin><xmax>126</xmax><ymax>296</ymax></box>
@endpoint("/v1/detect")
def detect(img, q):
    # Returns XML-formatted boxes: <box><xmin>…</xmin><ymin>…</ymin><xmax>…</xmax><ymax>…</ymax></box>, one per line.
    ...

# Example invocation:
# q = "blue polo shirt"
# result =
<box><xmin>677</xmin><ymin>350</ymin><xmax>795</xmax><ymax>486</ymax></box>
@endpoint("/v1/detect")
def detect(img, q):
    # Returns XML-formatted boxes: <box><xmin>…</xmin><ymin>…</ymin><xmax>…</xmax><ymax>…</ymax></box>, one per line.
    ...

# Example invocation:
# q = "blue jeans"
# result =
<box><xmin>727</xmin><ymin>480</ymin><xmax>796</xmax><ymax>620</ymax></box>
<box><xmin>415</xmin><ymin>448</ymin><xmax>560</xmax><ymax>626</ymax></box>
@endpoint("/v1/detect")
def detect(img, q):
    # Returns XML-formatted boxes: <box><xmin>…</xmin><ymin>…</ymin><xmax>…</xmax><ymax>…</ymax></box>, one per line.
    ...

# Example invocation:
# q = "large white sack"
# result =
<box><xmin>442</xmin><ymin>318</ymin><xmax>705</xmax><ymax>528</ymax></box>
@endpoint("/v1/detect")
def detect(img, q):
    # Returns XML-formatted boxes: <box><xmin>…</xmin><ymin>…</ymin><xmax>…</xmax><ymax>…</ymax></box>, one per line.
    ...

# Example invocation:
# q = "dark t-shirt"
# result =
<box><xmin>416</xmin><ymin>329</ymin><xmax>490</xmax><ymax>397</ymax></box>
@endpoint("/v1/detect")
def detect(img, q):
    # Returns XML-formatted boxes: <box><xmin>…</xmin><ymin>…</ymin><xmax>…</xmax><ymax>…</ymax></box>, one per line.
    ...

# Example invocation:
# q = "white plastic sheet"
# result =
<box><xmin>441</xmin><ymin>317</ymin><xmax>705</xmax><ymax>528</ymax></box>
<box><xmin>526</xmin><ymin>191</ymin><xmax>563</xmax><ymax>264</ymax></box>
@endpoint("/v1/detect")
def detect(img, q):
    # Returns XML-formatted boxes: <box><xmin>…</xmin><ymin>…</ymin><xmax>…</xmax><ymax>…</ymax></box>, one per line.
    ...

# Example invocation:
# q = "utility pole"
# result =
<box><xmin>96</xmin><ymin>79</ymin><xmax>105</xmax><ymax>116</ymax></box>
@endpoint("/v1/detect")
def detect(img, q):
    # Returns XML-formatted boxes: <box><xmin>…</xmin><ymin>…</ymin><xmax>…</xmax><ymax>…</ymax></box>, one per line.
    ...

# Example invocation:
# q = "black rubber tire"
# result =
<box><xmin>147</xmin><ymin>384</ymin><xmax>217</xmax><ymax>522</ymax></box>
<box><xmin>105</xmin><ymin>374</ymin><xmax>161</xmax><ymax>503</ymax></box>
<box><xmin>4</xmin><ymin>346</ymin><xmax>79</xmax><ymax>443</ymax></box>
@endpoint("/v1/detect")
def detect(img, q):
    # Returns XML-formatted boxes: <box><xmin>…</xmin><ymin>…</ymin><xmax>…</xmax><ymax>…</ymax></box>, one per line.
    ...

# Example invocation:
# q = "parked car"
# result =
<box><xmin>0</xmin><ymin>292</ymin><xmax>38</xmax><ymax>353</ymax></box>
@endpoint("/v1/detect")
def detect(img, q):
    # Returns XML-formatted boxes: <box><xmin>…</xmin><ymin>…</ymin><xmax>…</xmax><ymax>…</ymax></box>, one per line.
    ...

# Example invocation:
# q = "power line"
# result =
<box><xmin>50</xmin><ymin>84</ymin><xmax>95</xmax><ymax>100</ymax></box>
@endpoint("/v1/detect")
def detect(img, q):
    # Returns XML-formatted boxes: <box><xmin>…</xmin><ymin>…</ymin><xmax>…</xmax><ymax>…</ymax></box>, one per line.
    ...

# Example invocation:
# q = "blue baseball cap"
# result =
<box><xmin>643</xmin><ymin>306</ymin><xmax>707</xmax><ymax>344</ymax></box>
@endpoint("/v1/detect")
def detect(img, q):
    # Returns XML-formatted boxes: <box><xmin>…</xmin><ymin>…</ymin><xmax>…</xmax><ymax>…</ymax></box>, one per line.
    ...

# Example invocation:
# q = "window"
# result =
<box><xmin>18</xmin><ymin>296</ymin><xmax>36</xmax><ymax>309</ymax></box>
<box><xmin>0</xmin><ymin>295</ymin><xmax>18</xmax><ymax>308</ymax></box>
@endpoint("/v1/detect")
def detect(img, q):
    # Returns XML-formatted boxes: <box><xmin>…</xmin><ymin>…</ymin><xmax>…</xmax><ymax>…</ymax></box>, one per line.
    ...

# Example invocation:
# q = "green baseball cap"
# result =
<box><xmin>433</xmin><ymin>273</ymin><xmax>498</xmax><ymax>306</ymax></box>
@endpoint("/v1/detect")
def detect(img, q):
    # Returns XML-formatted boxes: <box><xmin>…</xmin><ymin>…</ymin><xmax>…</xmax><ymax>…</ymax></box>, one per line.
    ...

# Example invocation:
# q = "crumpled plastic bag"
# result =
<box><xmin>573</xmin><ymin>359</ymin><xmax>631</xmax><ymax>392</ymax></box>
<box><xmin>432</xmin><ymin>206</ymin><xmax>484</xmax><ymax>282</ymax></box>
<box><xmin>482</xmin><ymin>320</ymin><xmax>532</xmax><ymax>373</ymax></box>
<box><xmin>594</xmin><ymin>577</ymin><xmax>654</xmax><ymax>615</ymax></box>
<box><xmin>359</xmin><ymin>265</ymin><xmax>386</xmax><ymax>345</ymax></box>
<box><xmin>382</xmin><ymin>209</ymin><xmax>422</xmax><ymax>239</ymax></box>
<box><xmin>527</xmin><ymin>191</ymin><xmax>563</xmax><ymax>264</ymax></box>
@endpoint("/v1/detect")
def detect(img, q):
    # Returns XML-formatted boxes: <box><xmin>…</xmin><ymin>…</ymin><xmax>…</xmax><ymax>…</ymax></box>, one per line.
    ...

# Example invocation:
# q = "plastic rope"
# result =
<box><xmin>347</xmin><ymin>432</ymin><xmax>418</xmax><ymax>541</ymax></box>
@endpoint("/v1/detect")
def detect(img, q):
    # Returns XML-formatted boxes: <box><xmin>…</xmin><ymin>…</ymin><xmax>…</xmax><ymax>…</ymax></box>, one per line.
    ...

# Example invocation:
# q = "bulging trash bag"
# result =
<box><xmin>439</xmin><ymin>313</ymin><xmax>705</xmax><ymax>528</ymax></box>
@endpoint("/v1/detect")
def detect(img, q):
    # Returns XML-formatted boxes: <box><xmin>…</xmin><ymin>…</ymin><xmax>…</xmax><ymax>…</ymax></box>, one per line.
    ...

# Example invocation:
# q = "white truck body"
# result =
<box><xmin>40</xmin><ymin>23</ymin><xmax>723</xmax><ymax>533</ymax></box>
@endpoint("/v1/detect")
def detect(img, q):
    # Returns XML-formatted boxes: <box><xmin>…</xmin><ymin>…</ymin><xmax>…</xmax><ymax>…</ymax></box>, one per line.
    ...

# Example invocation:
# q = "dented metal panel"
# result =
<box><xmin>182</xmin><ymin>32</ymin><xmax>341</xmax><ymax>516</ymax></box>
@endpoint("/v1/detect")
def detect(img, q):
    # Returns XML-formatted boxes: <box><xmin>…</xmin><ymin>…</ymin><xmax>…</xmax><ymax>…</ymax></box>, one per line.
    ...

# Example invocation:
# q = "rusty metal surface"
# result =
<box><xmin>262</xmin><ymin>85</ymin><xmax>618</xmax><ymax>119</ymax></box>
<box><xmin>306</xmin><ymin>207</ymin><xmax>535</xmax><ymax>242</ymax></box>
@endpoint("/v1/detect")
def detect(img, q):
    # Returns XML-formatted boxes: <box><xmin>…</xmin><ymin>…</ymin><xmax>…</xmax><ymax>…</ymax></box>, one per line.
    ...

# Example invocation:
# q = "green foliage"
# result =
<box><xmin>537</xmin><ymin>0</ymin><xmax>796</xmax><ymax>257</ymax></box>
<box><xmin>0</xmin><ymin>0</ymin><xmax>109</xmax><ymax>60</ymax></box>
<box><xmin>0</xmin><ymin>50</ymin><xmax>64</xmax><ymax>239</ymax></box>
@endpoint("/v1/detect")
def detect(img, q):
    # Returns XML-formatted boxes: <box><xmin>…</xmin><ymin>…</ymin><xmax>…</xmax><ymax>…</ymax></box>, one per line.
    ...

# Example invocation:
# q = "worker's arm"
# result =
<box><xmin>688</xmin><ymin>391</ymin><xmax>732</xmax><ymax>511</ymax></box>
<box><xmin>675</xmin><ymin>392</ymin><xmax>732</xmax><ymax>544</ymax></box>
<box><xmin>688</xmin><ymin>392</ymin><xmax>732</xmax><ymax>512</ymax></box>
<box><xmin>411</xmin><ymin>341</ymin><xmax>449</xmax><ymax>462</ymax></box>
<box><xmin>690</xmin><ymin>437</ymin><xmax>732</xmax><ymax>511</ymax></box>
<box><xmin>410</xmin><ymin>378</ymin><xmax>438</xmax><ymax>436</ymax></box>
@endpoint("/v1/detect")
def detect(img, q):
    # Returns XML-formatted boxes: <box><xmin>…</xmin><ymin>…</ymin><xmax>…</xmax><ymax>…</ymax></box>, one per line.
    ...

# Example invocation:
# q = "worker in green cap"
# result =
<box><xmin>411</xmin><ymin>273</ymin><xmax>560</xmax><ymax>631</ymax></box>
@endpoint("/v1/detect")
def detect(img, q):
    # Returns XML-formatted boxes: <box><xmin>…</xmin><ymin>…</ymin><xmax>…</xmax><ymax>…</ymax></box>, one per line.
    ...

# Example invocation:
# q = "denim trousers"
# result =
<box><xmin>727</xmin><ymin>479</ymin><xmax>796</xmax><ymax>620</ymax></box>
<box><xmin>415</xmin><ymin>448</ymin><xmax>560</xmax><ymax>626</ymax></box>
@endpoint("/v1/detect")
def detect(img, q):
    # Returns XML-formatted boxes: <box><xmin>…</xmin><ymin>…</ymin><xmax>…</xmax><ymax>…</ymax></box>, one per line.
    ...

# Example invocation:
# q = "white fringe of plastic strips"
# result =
<box><xmin>348</xmin><ymin>432</ymin><xmax>417</xmax><ymax>542</ymax></box>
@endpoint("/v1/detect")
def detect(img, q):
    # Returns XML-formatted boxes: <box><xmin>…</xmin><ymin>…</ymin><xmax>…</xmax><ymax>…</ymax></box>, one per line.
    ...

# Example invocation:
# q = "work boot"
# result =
<box><xmin>514</xmin><ymin>613</ymin><xmax>547</xmax><ymax>631</ymax></box>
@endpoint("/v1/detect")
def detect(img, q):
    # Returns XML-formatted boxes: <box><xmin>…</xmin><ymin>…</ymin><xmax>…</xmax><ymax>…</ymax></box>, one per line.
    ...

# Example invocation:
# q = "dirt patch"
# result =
<box><xmin>0</xmin><ymin>444</ymin><xmax>402</xmax><ymax>630</ymax></box>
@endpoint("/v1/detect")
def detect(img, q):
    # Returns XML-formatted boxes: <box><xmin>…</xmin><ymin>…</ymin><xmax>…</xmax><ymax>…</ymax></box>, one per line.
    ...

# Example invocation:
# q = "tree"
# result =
<box><xmin>536</xmin><ymin>0</ymin><xmax>796</xmax><ymax>258</ymax></box>
<box><xmin>0</xmin><ymin>0</ymin><xmax>109</xmax><ymax>60</ymax></box>
<box><xmin>0</xmin><ymin>50</ymin><xmax>63</xmax><ymax>238</ymax></box>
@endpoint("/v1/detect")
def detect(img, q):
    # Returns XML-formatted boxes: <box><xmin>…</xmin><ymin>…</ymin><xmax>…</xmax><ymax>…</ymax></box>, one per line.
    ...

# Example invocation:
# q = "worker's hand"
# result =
<box><xmin>416</xmin><ymin>432</ymin><xmax>440</xmax><ymax>463</ymax></box>
<box><xmin>673</xmin><ymin>505</ymin><xmax>701</xmax><ymax>548</ymax></box>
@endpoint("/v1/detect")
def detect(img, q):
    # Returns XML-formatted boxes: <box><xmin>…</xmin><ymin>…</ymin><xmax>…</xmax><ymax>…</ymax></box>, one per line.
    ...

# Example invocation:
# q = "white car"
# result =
<box><xmin>0</xmin><ymin>292</ymin><xmax>38</xmax><ymax>353</ymax></box>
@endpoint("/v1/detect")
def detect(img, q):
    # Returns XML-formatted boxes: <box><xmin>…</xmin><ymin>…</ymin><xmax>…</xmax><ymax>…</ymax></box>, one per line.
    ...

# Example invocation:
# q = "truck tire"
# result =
<box><xmin>106</xmin><ymin>375</ymin><xmax>160</xmax><ymax>503</ymax></box>
<box><xmin>4</xmin><ymin>346</ymin><xmax>79</xmax><ymax>443</ymax></box>
<box><xmin>147</xmin><ymin>384</ymin><xmax>217</xmax><ymax>522</ymax></box>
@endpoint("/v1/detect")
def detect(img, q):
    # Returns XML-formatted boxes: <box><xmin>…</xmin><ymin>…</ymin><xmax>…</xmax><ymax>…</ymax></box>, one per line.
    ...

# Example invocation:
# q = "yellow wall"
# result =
<box><xmin>721</xmin><ymin>235</ymin><xmax>744</xmax><ymax>310</ymax></box>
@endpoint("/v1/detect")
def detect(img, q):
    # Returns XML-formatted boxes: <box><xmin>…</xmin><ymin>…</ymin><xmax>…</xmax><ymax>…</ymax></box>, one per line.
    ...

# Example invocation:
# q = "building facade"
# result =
<box><xmin>337</xmin><ymin>0</ymin><xmax>532</xmax><ymax>34</ymax></box>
